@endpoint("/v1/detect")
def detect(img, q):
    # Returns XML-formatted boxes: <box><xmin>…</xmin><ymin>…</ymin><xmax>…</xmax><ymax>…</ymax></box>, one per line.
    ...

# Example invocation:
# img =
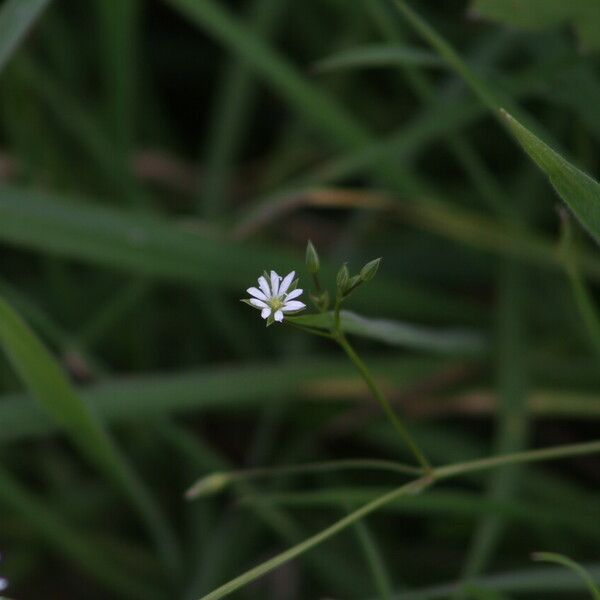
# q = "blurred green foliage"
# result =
<box><xmin>0</xmin><ymin>0</ymin><xmax>600</xmax><ymax>598</ymax></box>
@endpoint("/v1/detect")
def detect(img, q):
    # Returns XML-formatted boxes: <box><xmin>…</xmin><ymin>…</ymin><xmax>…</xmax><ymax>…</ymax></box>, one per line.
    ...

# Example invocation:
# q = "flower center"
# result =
<box><xmin>267</xmin><ymin>296</ymin><xmax>284</xmax><ymax>312</ymax></box>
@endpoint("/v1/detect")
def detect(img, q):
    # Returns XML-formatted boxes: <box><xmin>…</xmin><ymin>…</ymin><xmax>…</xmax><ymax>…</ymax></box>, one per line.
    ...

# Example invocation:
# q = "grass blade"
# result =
<box><xmin>162</xmin><ymin>0</ymin><xmax>369</xmax><ymax>149</ymax></box>
<box><xmin>199</xmin><ymin>0</ymin><xmax>288</xmax><ymax>217</ymax></box>
<box><xmin>395</xmin><ymin>563</ymin><xmax>600</xmax><ymax>599</ymax></box>
<box><xmin>0</xmin><ymin>0</ymin><xmax>51</xmax><ymax>73</ymax></box>
<box><xmin>502</xmin><ymin>109</ymin><xmax>600</xmax><ymax>243</ymax></box>
<box><xmin>456</xmin><ymin>262</ymin><xmax>529</xmax><ymax>593</ymax></box>
<box><xmin>351</xmin><ymin>516</ymin><xmax>393</xmax><ymax>600</ymax></box>
<box><xmin>198</xmin><ymin>478</ymin><xmax>430</xmax><ymax>600</ymax></box>
<box><xmin>0</xmin><ymin>294</ymin><xmax>180</xmax><ymax>575</ymax></box>
<box><xmin>0</xmin><ymin>465</ymin><xmax>162</xmax><ymax>600</ymax></box>
<box><xmin>0</xmin><ymin>356</ymin><xmax>447</xmax><ymax>442</ymax></box>
<box><xmin>0</xmin><ymin>185</ymin><xmax>473</xmax><ymax>321</ymax></box>
<box><xmin>289</xmin><ymin>310</ymin><xmax>486</xmax><ymax>355</ymax></box>
<box><xmin>313</xmin><ymin>44</ymin><xmax>443</xmax><ymax>73</ymax></box>
<box><xmin>532</xmin><ymin>552</ymin><xmax>600</xmax><ymax>600</ymax></box>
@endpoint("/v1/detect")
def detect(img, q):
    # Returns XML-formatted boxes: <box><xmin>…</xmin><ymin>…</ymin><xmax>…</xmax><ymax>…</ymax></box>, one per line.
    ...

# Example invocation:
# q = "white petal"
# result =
<box><xmin>258</xmin><ymin>276</ymin><xmax>271</xmax><ymax>298</ymax></box>
<box><xmin>278</xmin><ymin>270</ymin><xmax>295</xmax><ymax>295</ymax></box>
<box><xmin>274</xmin><ymin>310</ymin><xmax>284</xmax><ymax>322</ymax></box>
<box><xmin>247</xmin><ymin>287</ymin><xmax>267</xmax><ymax>301</ymax></box>
<box><xmin>249</xmin><ymin>298</ymin><xmax>268</xmax><ymax>309</ymax></box>
<box><xmin>261</xmin><ymin>307</ymin><xmax>271</xmax><ymax>319</ymax></box>
<box><xmin>270</xmin><ymin>270</ymin><xmax>280</xmax><ymax>296</ymax></box>
<box><xmin>281</xmin><ymin>300</ymin><xmax>305</xmax><ymax>312</ymax></box>
<box><xmin>285</xmin><ymin>288</ymin><xmax>303</xmax><ymax>300</ymax></box>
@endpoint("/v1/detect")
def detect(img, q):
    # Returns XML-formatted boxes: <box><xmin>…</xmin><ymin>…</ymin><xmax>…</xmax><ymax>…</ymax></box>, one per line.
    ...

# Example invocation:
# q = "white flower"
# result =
<box><xmin>245</xmin><ymin>270</ymin><xmax>306</xmax><ymax>323</ymax></box>
<box><xmin>0</xmin><ymin>552</ymin><xmax>7</xmax><ymax>592</ymax></box>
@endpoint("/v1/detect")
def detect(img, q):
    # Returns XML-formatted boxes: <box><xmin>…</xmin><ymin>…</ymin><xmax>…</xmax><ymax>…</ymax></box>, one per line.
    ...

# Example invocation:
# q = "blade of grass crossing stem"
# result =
<box><xmin>197</xmin><ymin>440</ymin><xmax>600</xmax><ymax>600</ymax></box>
<box><xmin>351</xmin><ymin>515</ymin><xmax>393</xmax><ymax>600</ymax></box>
<box><xmin>162</xmin><ymin>0</ymin><xmax>369</xmax><ymax>149</ymax></box>
<box><xmin>0</xmin><ymin>295</ymin><xmax>181</xmax><ymax>576</ymax></box>
<box><xmin>0</xmin><ymin>465</ymin><xmax>163</xmax><ymax>600</ymax></box>
<box><xmin>199</xmin><ymin>0</ymin><xmax>288</xmax><ymax>217</ymax></box>
<box><xmin>0</xmin><ymin>0</ymin><xmax>52</xmax><ymax>73</ymax></box>
<box><xmin>455</xmin><ymin>261</ymin><xmax>529</xmax><ymax>596</ymax></box>
<box><xmin>198</xmin><ymin>478</ymin><xmax>432</xmax><ymax>600</ymax></box>
<box><xmin>532</xmin><ymin>552</ymin><xmax>600</xmax><ymax>600</ymax></box>
<box><xmin>242</xmin><ymin>487</ymin><xmax>600</xmax><ymax>542</ymax></box>
<box><xmin>158</xmin><ymin>421</ymin><xmax>364</xmax><ymax>597</ymax></box>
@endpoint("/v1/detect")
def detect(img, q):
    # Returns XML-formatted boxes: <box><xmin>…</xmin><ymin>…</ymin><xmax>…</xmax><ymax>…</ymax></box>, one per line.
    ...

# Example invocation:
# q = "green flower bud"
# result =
<box><xmin>305</xmin><ymin>240</ymin><xmax>320</xmax><ymax>274</ymax></box>
<box><xmin>186</xmin><ymin>472</ymin><xmax>230</xmax><ymax>499</ymax></box>
<box><xmin>360</xmin><ymin>257</ymin><xmax>382</xmax><ymax>282</ymax></box>
<box><xmin>336</xmin><ymin>263</ymin><xmax>349</xmax><ymax>290</ymax></box>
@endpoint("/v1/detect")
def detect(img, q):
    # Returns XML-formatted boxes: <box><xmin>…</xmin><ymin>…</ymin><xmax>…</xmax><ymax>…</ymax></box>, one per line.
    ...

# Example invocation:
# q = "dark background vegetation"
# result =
<box><xmin>0</xmin><ymin>0</ymin><xmax>599</xmax><ymax>598</ymax></box>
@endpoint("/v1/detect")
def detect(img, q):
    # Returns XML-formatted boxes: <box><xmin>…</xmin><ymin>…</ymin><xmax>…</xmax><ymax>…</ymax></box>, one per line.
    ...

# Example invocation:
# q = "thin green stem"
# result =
<box><xmin>199</xmin><ymin>477</ymin><xmax>431</xmax><ymax>600</ymax></box>
<box><xmin>532</xmin><ymin>552</ymin><xmax>600</xmax><ymax>600</ymax></box>
<box><xmin>198</xmin><ymin>439</ymin><xmax>600</xmax><ymax>600</ymax></box>
<box><xmin>434</xmin><ymin>439</ymin><xmax>600</xmax><ymax>480</ymax></box>
<box><xmin>334</xmin><ymin>331</ymin><xmax>432</xmax><ymax>474</ymax></box>
<box><xmin>187</xmin><ymin>458</ymin><xmax>422</xmax><ymax>497</ymax></box>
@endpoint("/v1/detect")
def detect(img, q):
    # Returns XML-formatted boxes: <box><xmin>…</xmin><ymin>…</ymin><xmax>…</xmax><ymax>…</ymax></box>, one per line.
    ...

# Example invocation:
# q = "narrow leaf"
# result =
<box><xmin>532</xmin><ymin>552</ymin><xmax>600</xmax><ymax>599</ymax></box>
<box><xmin>0</xmin><ymin>0</ymin><xmax>51</xmax><ymax>74</ymax></box>
<box><xmin>501</xmin><ymin>109</ymin><xmax>600</xmax><ymax>242</ymax></box>
<box><xmin>0</xmin><ymin>295</ymin><xmax>180</xmax><ymax>573</ymax></box>
<box><xmin>314</xmin><ymin>44</ymin><xmax>443</xmax><ymax>73</ymax></box>
<box><xmin>289</xmin><ymin>310</ymin><xmax>486</xmax><ymax>355</ymax></box>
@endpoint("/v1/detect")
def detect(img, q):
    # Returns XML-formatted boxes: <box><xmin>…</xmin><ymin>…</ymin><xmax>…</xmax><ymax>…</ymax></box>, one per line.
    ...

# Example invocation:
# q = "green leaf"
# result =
<box><xmin>471</xmin><ymin>0</ymin><xmax>600</xmax><ymax>52</ymax></box>
<box><xmin>0</xmin><ymin>185</ymin><xmax>476</xmax><ymax>321</ymax></box>
<box><xmin>405</xmin><ymin>562</ymin><xmax>600</xmax><ymax>598</ymax></box>
<box><xmin>0</xmin><ymin>0</ymin><xmax>51</xmax><ymax>74</ymax></box>
<box><xmin>532</xmin><ymin>552</ymin><xmax>600</xmax><ymax>599</ymax></box>
<box><xmin>471</xmin><ymin>0</ymin><xmax>572</xmax><ymax>29</ymax></box>
<box><xmin>0</xmin><ymin>356</ymin><xmax>447</xmax><ymax>443</ymax></box>
<box><xmin>289</xmin><ymin>310</ymin><xmax>486</xmax><ymax>355</ymax></box>
<box><xmin>313</xmin><ymin>44</ymin><xmax>443</xmax><ymax>73</ymax></box>
<box><xmin>501</xmin><ymin>109</ymin><xmax>600</xmax><ymax>242</ymax></box>
<box><xmin>0</xmin><ymin>294</ymin><xmax>180</xmax><ymax>574</ymax></box>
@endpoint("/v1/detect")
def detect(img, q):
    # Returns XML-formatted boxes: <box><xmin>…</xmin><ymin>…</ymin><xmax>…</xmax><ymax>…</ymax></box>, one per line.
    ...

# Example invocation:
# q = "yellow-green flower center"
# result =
<box><xmin>267</xmin><ymin>296</ymin><xmax>284</xmax><ymax>311</ymax></box>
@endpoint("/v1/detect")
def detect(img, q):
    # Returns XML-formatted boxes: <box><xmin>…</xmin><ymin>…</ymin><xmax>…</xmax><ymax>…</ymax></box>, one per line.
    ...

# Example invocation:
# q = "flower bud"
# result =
<box><xmin>305</xmin><ymin>240</ymin><xmax>320</xmax><ymax>274</ymax></box>
<box><xmin>360</xmin><ymin>257</ymin><xmax>381</xmax><ymax>282</ymax></box>
<box><xmin>336</xmin><ymin>263</ymin><xmax>349</xmax><ymax>290</ymax></box>
<box><xmin>186</xmin><ymin>472</ymin><xmax>230</xmax><ymax>499</ymax></box>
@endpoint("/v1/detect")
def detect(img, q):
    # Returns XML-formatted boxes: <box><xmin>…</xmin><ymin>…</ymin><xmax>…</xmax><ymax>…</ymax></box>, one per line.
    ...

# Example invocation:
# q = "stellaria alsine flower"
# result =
<box><xmin>244</xmin><ymin>270</ymin><xmax>305</xmax><ymax>323</ymax></box>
